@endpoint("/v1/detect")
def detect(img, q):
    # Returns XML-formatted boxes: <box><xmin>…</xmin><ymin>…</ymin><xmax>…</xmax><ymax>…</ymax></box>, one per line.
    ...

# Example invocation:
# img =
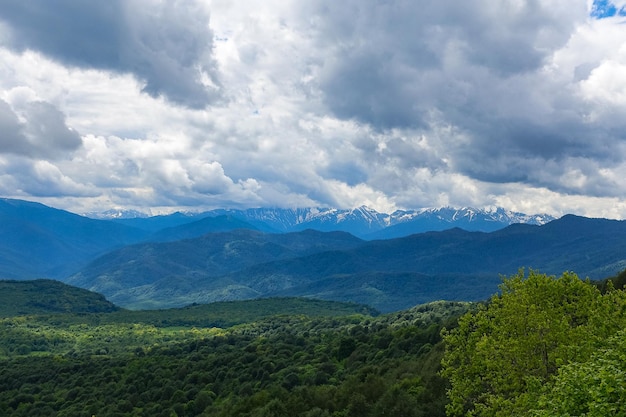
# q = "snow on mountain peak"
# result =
<box><xmin>87</xmin><ymin>205</ymin><xmax>556</xmax><ymax>238</ymax></box>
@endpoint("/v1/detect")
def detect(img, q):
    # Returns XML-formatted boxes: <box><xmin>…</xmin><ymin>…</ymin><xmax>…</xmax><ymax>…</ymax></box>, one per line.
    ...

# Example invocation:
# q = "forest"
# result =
<box><xmin>1</xmin><ymin>269</ymin><xmax>625</xmax><ymax>416</ymax></box>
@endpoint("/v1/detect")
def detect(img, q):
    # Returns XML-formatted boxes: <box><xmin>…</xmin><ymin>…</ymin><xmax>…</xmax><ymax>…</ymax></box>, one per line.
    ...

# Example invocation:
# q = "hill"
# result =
<box><xmin>67</xmin><ymin>228</ymin><xmax>365</xmax><ymax>309</ymax></box>
<box><xmin>0</xmin><ymin>279</ymin><xmax>119</xmax><ymax>316</ymax></box>
<box><xmin>67</xmin><ymin>215</ymin><xmax>626</xmax><ymax>311</ymax></box>
<box><xmin>366</xmin><ymin>206</ymin><xmax>553</xmax><ymax>239</ymax></box>
<box><xmin>0</xmin><ymin>198</ymin><xmax>148</xmax><ymax>279</ymax></box>
<box><xmin>74</xmin><ymin>297</ymin><xmax>379</xmax><ymax>328</ymax></box>
<box><xmin>108</xmin><ymin>211</ymin><xmax>206</xmax><ymax>232</ymax></box>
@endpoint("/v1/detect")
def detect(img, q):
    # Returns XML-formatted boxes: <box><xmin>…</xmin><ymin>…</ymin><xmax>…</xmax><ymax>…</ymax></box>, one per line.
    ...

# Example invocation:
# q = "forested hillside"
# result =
<box><xmin>0</xmin><ymin>291</ymin><xmax>468</xmax><ymax>417</ymax></box>
<box><xmin>442</xmin><ymin>269</ymin><xmax>626</xmax><ymax>416</ymax></box>
<box><xmin>2</xmin><ymin>269</ymin><xmax>626</xmax><ymax>416</ymax></box>
<box><xmin>0</xmin><ymin>279</ymin><xmax>119</xmax><ymax>316</ymax></box>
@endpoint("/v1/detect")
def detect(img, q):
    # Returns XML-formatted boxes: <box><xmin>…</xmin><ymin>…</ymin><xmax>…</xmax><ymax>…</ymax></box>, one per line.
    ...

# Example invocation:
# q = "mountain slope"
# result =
<box><xmin>259</xmin><ymin>215</ymin><xmax>625</xmax><ymax>279</ymax></box>
<box><xmin>214</xmin><ymin>206</ymin><xmax>555</xmax><ymax>238</ymax></box>
<box><xmin>109</xmin><ymin>211</ymin><xmax>209</xmax><ymax>232</ymax></box>
<box><xmin>68</xmin><ymin>215</ymin><xmax>626</xmax><ymax>311</ymax></box>
<box><xmin>67</xmin><ymin>229</ymin><xmax>365</xmax><ymax>309</ymax></box>
<box><xmin>0</xmin><ymin>198</ymin><xmax>148</xmax><ymax>279</ymax></box>
<box><xmin>368</xmin><ymin>207</ymin><xmax>553</xmax><ymax>239</ymax></box>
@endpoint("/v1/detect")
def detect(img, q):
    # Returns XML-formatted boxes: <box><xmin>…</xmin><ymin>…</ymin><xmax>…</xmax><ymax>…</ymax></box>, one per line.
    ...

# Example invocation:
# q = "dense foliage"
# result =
<box><xmin>0</xmin><ymin>297</ymin><xmax>468</xmax><ymax>417</ymax></box>
<box><xmin>5</xmin><ymin>268</ymin><xmax>626</xmax><ymax>416</ymax></box>
<box><xmin>535</xmin><ymin>328</ymin><xmax>626</xmax><ymax>416</ymax></box>
<box><xmin>0</xmin><ymin>280</ymin><xmax>119</xmax><ymax>316</ymax></box>
<box><xmin>441</xmin><ymin>270</ymin><xmax>626</xmax><ymax>416</ymax></box>
<box><xmin>0</xmin><ymin>297</ymin><xmax>379</xmax><ymax>357</ymax></box>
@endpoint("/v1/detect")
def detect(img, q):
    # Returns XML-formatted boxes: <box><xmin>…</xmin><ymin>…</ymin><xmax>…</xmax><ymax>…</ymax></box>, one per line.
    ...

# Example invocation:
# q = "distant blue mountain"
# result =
<box><xmin>108</xmin><ymin>211</ymin><xmax>206</xmax><ymax>232</ymax></box>
<box><xmin>67</xmin><ymin>215</ymin><xmax>626</xmax><ymax>312</ymax></box>
<box><xmin>148</xmin><ymin>215</ymin><xmax>259</xmax><ymax>242</ymax></box>
<box><xmin>98</xmin><ymin>206</ymin><xmax>554</xmax><ymax>240</ymax></box>
<box><xmin>0</xmin><ymin>198</ymin><xmax>148</xmax><ymax>279</ymax></box>
<box><xmin>367</xmin><ymin>207</ymin><xmax>553</xmax><ymax>239</ymax></box>
<box><xmin>1</xmin><ymin>198</ymin><xmax>623</xmax><ymax>312</ymax></box>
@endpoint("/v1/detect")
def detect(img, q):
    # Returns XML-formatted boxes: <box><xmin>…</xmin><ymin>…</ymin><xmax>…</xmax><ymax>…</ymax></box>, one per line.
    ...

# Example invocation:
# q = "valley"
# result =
<box><xmin>2</xmin><ymin>198</ymin><xmax>625</xmax><ymax>312</ymax></box>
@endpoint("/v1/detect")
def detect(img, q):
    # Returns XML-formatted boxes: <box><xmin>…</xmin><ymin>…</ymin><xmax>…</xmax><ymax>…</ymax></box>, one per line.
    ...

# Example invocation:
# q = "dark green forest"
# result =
<box><xmin>0</xmin><ymin>287</ymin><xmax>468</xmax><ymax>417</ymax></box>
<box><xmin>2</xmin><ymin>269</ymin><xmax>626</xmax><ymax>416</ymax></box>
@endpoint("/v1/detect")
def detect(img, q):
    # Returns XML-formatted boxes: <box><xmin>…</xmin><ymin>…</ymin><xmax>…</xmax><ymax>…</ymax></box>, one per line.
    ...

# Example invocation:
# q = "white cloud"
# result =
<box><xmin>0</xmin><ymin>0</ymin><xmax>221</xmax><ymax>108</ymax></box>
<box><xmin>0</xmin><ymin>157</ymin><xmax>96</xmax><ymax>197</ymax></box>
<box><xmin>0</xmin><ymin>0</ymin><xmax>625</xmax><ymax>219</ymax></box>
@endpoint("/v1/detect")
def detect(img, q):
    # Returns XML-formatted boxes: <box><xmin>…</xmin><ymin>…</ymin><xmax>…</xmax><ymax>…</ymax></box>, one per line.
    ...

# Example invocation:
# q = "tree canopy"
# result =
<box><xmin>441</xmin><ymin>269</ymin><xmax>626</xmax><ymax>417</ymax></box>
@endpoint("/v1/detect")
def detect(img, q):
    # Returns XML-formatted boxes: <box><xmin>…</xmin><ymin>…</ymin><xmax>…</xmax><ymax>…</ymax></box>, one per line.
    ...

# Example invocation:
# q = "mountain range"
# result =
<box><xmin>101</xmin><ymin>205</ymin><xmax>554</xmax><ymax>239</ymax></box>
<box><xmin>2</xmin><ymin>197</ymin><xmax>625</xmax><ymax>312</ymax></box>
<box><xmin>66</xmin><ymin>214</ymin><xmax>626</xmax><ymax>311</ymax></box>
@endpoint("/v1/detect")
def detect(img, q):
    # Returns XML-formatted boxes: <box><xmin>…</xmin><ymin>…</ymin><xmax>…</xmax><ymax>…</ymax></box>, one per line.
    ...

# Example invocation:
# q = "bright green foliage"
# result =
<box><xmin>441</xmin><ymin>270</ymin><xmax>626</xmax><ymax>417</ymax></box>
<box><xmin>0</xmin><ymin>297</ymin><xmax>378</xmax><ymax>358</ymax></box>
<box><xmin>534</xmin><ymin>329</ymin><xmax>626</xmax><ymax>416</ymax></box>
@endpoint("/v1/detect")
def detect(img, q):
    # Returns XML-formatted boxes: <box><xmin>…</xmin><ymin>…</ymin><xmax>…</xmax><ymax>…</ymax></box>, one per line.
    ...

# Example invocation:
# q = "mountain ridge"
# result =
<box><xmin>98</xmin><ymin>205</ymin><xmax>556</xmax><ymax>239</ymax></box>
<box><xmin>2</xmin><ymin>197</ymin><xmax>622</xmax><ymax>313</ymax></box>
<box><xmin>67</xmin><ymin>215</ymin><xmax>626</xmax><ymax>312</ymax></box>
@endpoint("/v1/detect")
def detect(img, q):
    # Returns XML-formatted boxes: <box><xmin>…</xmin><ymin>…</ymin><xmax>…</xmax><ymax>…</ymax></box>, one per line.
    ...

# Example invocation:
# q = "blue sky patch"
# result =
<box><xmin>591</xmin><ymin>0</ymin><xmax>626</xmax><ymax>18</ymax></box>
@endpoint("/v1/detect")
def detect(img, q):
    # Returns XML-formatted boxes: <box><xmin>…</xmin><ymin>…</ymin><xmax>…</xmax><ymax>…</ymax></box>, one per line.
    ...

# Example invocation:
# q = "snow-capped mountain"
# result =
<box><xmin>200</xmin><ymin>206</ymin><xmax>554</xmax><ymax>238</ymax></box>
<box><xmin>372</xmin><ymin>207</ymin><xmax>555</xmax><ymax>239</ymax></box>
<box><xmin>90</xmin><ymin>205</ymin><xmax>556</xmax><ymax>239</ymax></box>
<box><xmin>222</xmin><ymin>206</ymin><xmax>390</xmax><ymax>235</ymax></box>
<box><xmin>388</xmin><ymin>206</ymin><xmax>552</xmax><ymax>227</ymax></box>
<box><xmin>84</xmin><ymin>208</ymin><xmax>150</xmax><ymax>219</ymax></box>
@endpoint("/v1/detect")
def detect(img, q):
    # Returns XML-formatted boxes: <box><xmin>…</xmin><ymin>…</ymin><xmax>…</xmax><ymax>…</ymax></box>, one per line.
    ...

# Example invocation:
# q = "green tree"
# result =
<box><xmin>534</xmin><ymin>328</ymin><xmax>626</xmax><ymax>417</ymax></box>
<box><xmin>441</xmin><ymin>270</ymin><xmax>626</xmax><ymax>417</ymax></box>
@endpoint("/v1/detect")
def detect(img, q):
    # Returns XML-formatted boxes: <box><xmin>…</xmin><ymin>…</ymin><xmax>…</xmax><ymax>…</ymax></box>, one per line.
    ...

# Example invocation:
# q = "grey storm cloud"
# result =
<box><xmin>320</xmin><ymin>160</ymin><xmax>368</xmax><ymax>186</ymax></box>
<box><xmin>294</xmin><ymin>0</ymin><xmax>626</xmax><ymax>195</ymax></box>
<box><xmin>0</xmin><ymin>99</ymin><xmax>82</xmax><ymax>159</ymax></box>
<box><xmin>0</xmin><ymin>0</ymin><xmax>220</xmax><ymax>108</ymax></box>
<box><xmin>0</xmin><ymin>100</ymin><xmax>23</xmax><ymax>152</ymax></box>
<box><xmin>303</xmin><ymin>0</ymin><xmax>580</xmax><ymax>127</ymax></box>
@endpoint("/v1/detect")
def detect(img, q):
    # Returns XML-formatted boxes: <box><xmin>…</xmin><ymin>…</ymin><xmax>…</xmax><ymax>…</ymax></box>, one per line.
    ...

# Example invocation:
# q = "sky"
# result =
<box><xmin>0</xmin><ymin>1</ymin><xmax>626</xmax><ymax>218</ymax></box>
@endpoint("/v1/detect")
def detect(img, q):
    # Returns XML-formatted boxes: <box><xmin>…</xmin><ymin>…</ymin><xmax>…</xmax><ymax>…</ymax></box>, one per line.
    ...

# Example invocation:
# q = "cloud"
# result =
<box><xmin>0</xmin><ymin>0</ymin><xmax>220</xmax><ymax>108</ymax></box>
<box><xmin>0</xmin><ymin>98</ymin><xmax>82</xmax><ymax>159</ymax></box>
<box><xmin>1</xmin><ymin>0</ymin><xmax>626</xmax><ymax>219</ymax></box>
<box><xmin>0</xmin><ymin>99</ymin><xmax>24</xmax><ymax>153</ymax></box>
<box><xmin>0</xmin><ymin>157</ymin><xmax>96</xmax><ymax>197</ymax></box>
<box><xmin>285</xmin><ymin>0</ymin><xmax>626</xmax><ymax>203</ymax></box>
<box><xmin>300</xmin><ymin>0</ymin><xmax>585</xmax><ymax>128</ymax></box>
